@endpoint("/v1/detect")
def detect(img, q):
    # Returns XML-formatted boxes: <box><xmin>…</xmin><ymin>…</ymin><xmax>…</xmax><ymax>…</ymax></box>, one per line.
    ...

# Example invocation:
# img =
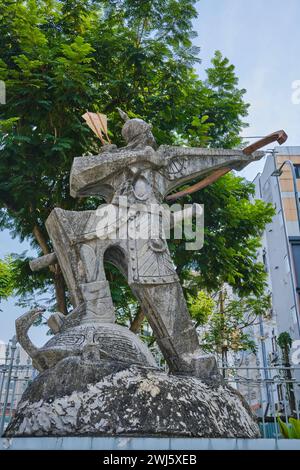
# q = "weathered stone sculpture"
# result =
<box><xmin>5</xmin><ymin>112</ymin><xmax>271</xmax><ymax>438</ymax></box>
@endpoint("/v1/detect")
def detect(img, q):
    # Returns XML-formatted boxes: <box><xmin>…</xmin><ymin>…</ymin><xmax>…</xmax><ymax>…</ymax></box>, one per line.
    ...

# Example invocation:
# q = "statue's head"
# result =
<box><xmin>117</xmin><ymin>108</ymin><xmax>156</xmax><ymax>149</ymax></box>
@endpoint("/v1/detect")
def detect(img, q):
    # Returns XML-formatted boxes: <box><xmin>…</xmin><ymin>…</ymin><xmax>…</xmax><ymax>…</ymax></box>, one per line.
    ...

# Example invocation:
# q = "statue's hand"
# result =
<box><xmin>99</xmin><ymin>143</ymin><xmax>118</xmax><ymax>153</ymax></box>
<box><xmin>144</xmin><ymin>146</ymin><xmax>167</xmax><ymax>168</ymax></box>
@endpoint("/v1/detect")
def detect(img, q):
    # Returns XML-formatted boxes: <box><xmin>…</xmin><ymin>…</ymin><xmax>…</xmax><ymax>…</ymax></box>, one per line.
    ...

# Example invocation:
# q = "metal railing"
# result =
<box><xmin>1</xmin><ymin>338</ymin><xmax>300</xmax><ymax>438</ymax></box>
<box><xmin>0</xmin><ymin>337</ymin><xmax>35</xmax><ymax>435</ymax></box>
<box><xmin>221</xmin><ymin>354</ymin><xmax>300</xmax><ymax>439</ymax></box>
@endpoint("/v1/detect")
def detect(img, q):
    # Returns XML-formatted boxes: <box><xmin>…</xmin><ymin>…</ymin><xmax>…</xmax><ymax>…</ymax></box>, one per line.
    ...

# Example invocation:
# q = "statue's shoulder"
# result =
<box><xmin>72</xmin><ymin>145</ymin><xmax>124</xmax><ymax>166</ymax></box>
<box><xmin>98</xmin><ymin>143</ymin><xmax>119</xmax><ymax>154</ymax></box>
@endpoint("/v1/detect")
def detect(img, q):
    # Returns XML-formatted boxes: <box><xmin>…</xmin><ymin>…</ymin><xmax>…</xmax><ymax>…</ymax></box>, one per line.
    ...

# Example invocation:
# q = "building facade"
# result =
<box><xmin>241</xmin><ymin>146</ymin><xmax>300</xmax><ymax>417</ymax></box>
<box><xmin>253</xmin><ymin>146</ymin><xmax>300</xmax><ymax>347</ymax></box>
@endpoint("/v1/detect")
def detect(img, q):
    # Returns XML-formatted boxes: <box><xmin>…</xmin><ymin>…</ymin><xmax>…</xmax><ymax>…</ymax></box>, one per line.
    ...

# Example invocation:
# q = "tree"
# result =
<box><xmin>187</xmin><ymin>290</ymin><xmax>215</xmax><ymax>327</ymax></box>
<box><xmin>277</xmin><ymin>332</ymin><xmax>296</xmax><ymax>416</ymax></box>
<box><xmin>0</xmin><ymin>1</ymin><xmax>272</xmax><ymax>326</ymax></box>
<box><xmin>0</xmin><ymin>258</ymin><xmax>14</xmax><ymax>303</ymax></box>
<box><xmin>171</xmin><ymin>173</ymin><xmax>274</xmax><ymax>297</ymax></box>
<box><xmin>197</xmin><ymin>288</ymin><xmax>271</xmax><ymax>371</ymax></box>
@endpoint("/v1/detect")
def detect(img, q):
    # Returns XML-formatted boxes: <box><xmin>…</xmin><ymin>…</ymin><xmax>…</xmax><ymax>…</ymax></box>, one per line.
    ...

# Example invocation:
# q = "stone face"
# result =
<box><xmin>5</xmin><ymin>364</ymin><xmax>260</xmax><ymax>438</ymax></box>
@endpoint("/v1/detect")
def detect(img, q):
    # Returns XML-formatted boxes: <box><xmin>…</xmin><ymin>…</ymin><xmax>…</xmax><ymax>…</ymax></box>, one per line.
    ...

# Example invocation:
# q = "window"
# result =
<box><xmin>294</xmin><ymin>164</ymin><xmax>300</xmax><ymax>179</ymax></box>
<box><xmin>290</xmin><ymin>238</ymin><xmax>300</xmax><ymax>290</ymax></box>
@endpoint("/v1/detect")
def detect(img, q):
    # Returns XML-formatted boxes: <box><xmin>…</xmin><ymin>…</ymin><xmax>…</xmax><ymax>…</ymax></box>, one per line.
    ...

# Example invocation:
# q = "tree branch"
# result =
<box><xmin>130</xmin><ymin>306</ymin><xmax>145</xmax><ymax>333</ymax></box>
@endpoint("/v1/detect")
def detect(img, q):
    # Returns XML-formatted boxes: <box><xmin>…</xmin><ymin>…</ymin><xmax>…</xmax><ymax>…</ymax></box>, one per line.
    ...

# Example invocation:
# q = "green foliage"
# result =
<box><xmin>0</xmin><ymin>258</ymin><xmax>14</xmax><ymax>300</ymax></box>
<box><xmin>172</xmin><ymin>174</ymin><xmax>275</xmax><ymax>297</ymax></box>
<box><xmin>277</xmin><ymin>331</ymin><xmax>293</xmax><ymax>351</ymax></box>
<box><xmin>204</xmin><ymin>51</ymin><xmax>249</xmax><ymax>148</ymax></box>
<box><xmin>0</xmin><ymin>0</ymin><xmax>273</xmax><ymax>316</ymax></box>
<box><xmin>9</xmin><ymin>253</ymin><xmax>55</xmax><ymax>309</ymax></box>
<box><xmin>278</xmin><ymin>416</ymin><xmax>300</xmax><ymax>439</ymax></box>
<box><xmin>199</xmin><ymin>290</ymin><xmax>271</xmax><ymax>355</ymax></box>
<box><xmin>187</xmin><ymin>290</ymin><xmax>215</xmax><ymax>327</ymax></box>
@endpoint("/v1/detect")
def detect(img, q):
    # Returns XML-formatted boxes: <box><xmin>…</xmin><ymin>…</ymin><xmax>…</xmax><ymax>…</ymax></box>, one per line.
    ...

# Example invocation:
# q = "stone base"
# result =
<box><xmin>5</xmin><ymin>361</ymin><xmax>259</xmax><ymax>438</ymax></box>
<box><xmin>2</xmin><ymin>437</ymin><xmax>300</xmax><ymax>451</ymax></box>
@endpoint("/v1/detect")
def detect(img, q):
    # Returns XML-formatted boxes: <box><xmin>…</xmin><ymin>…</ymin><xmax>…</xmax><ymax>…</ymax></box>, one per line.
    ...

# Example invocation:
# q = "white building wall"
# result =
<box><xmin>254</xmin><ymin>149</ymin><xmax>300</xmax><ymax>342</ymax></box>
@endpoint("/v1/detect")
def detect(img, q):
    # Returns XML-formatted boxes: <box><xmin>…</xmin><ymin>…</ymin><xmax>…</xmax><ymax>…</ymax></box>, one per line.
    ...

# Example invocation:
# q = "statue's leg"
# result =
<box><xmin>46</xmin><ymin>208</ymin><xmax>115</xmax><ymax>324</ymax></box>
<box><xmin>133</xmin><ymin>281</ymin><xmax>219</xmax><ymax>381</ymax></box>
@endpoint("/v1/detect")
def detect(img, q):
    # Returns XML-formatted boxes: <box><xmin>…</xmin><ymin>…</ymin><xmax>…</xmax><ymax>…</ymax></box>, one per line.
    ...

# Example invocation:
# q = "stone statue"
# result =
<box><xmin>5</xmin><ymin>113</ymin><xmax>286</xmax><ymax>438</ymax></box>
<box><xmin>37</xmin><ymin>113</ymin><xmax>263</xmax><ymax>378</ymax></box>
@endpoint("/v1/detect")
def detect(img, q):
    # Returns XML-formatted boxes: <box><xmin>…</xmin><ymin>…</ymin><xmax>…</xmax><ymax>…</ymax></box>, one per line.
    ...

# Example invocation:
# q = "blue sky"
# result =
<box><xmin>194</xmin><ymin>0</ymin><xmax>300</xmax><ymax>179</ymax></box>
<box><xmin>1</xmin><ymin>0</ymin><xmax>300</xmax><ymax>344</ymax></box>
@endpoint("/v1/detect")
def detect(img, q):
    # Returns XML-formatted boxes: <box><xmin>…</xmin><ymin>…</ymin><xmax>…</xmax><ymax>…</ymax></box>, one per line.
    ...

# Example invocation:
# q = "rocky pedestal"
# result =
<box><xmin>6</xmin><ymin>316</ymin><xmax>260</xmax><ymax>438</ymax></box>
<box><xmin>5</xmin><ymin>359</ymin><xmax>259</xmax><ymax>438</ymax></box>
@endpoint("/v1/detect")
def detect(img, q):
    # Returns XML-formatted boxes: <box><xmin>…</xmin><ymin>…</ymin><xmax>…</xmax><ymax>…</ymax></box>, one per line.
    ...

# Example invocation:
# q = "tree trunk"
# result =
<box><xmin>32</xmin><ymin>225</ymin><xmax>51</xmax><ymax>255</ymax></box>
<box><xmin>130</xmin><ymin>307</ymin><xmax>145</xmax><ymax>333</ymax></box>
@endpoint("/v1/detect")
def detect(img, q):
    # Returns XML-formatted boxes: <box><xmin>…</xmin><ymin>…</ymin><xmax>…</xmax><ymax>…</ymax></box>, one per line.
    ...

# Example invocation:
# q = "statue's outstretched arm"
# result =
<box><xmin>70</xmin><ymin>147</ymin><xmax>164</xmax><ymax>198</ymax></box>
<box><xmin>158</xmin><ymin>145</ymin><xmax>264</xmax><ymax>196</ymax></box>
